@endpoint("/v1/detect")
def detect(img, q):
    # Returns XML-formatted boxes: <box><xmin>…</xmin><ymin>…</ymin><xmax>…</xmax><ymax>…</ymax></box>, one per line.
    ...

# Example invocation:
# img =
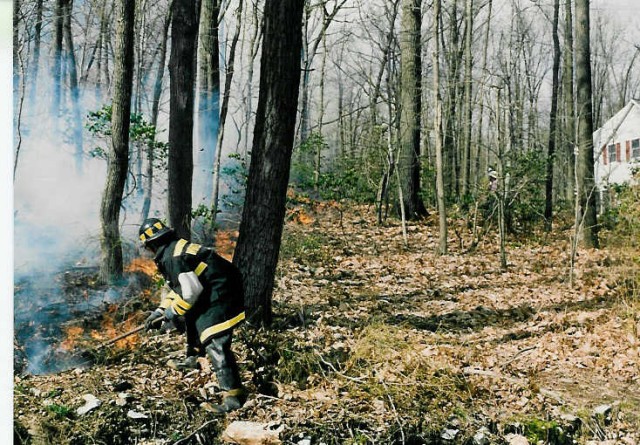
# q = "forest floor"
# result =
<box><xmin>13</xmin><ymin>200</ymin><xmax>640</xmax><ymax>445</ymax></box>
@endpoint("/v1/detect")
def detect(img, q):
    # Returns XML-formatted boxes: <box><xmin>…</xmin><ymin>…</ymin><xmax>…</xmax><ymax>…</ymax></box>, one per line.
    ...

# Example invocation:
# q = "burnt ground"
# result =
<box><xmin>13</xmin><ymin>202</ymin><xmax>640</xmax><ymax>444</ymax></box>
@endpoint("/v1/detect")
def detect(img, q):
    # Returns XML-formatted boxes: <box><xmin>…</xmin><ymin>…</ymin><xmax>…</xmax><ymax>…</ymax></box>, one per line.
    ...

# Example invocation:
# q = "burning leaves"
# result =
<box><xmin>14</xmin><ymin>203</ymin><xmax>640</xmax><ymax>444</ymax></box>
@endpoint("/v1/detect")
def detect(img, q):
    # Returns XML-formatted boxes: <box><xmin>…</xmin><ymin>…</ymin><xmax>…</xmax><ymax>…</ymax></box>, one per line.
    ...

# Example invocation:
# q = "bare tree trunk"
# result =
<box><xmin>63</xmin><ymin>0</ymin><xmax>84</xmax><ymax>174</ymax></box>
<box><xmin>433</xmin><ymin>0</ymin><xmax>447</xmax><ymax>255</ymax></box>
<box><xmin>233</xmin><ymin>0</ymin><xmax>304</xmax><ymax>326</ymax></box>
<box><xmin>475</xmin><ymin>0</ymin><xmax>492</xmax><ymax>188</ymax></box>
<box><xmin>563</xmin><ymin>0</ymin><xmax>575</xmax><ymax>203</ymax></box>
<box><xmin>461</xmin><ymin>0</ymin><xmax>473</xmax><ymax>198</ymax></box>
<box><xmin>52</xmin><ymin>0</ymin><xmax>64</xmax><ymax>121</ymax></box>
<box><xmin>242</xmin><ymin>1</ymin><xmax>262</xmax><ymax>157</ymax></box>
<box><xmin>314</xmin><ymin>27</ymin><xmax>328</xmax><ymax>191</ymax></box>
<box><xmin>99</xmin><ymin>0</ymin><xmax>135</xmax><ymax>284</ymax></box>
<box><xmin>141</xmin><ymin>3</ymin><xmax>173</xmax><ymax>222</ymax></box>
<box><xmin>398</xmin><ymin>0</ymin><xmax>426</xmax><ymax>219</ymax></box>
<box><xmin>544</xmin><ymin>0</ymin><xmax>560</xmax><ymax>231</ymax></box>
<box><xmin>196</xmin><ymin>0</ymin><xmax>220</xmax><ymax>206</ymax></box>
<box><xmin>212</xmin><ymin>0</ymin><xmax>243</xmax><ymax>221</ymax></box>
<box><xmin>28</xmin><ymin>0</ymin><xmax>43</xmax><ymax>108</ymax></box>
<box><xmin>168</xmin><ymin>0</ymin><xmax>198</xmax><ymax>239</ymax></box>
<box><xmin>575</xmin><ymin>0</ymin><xmax>599</xmax><ymax>248</ymax></box>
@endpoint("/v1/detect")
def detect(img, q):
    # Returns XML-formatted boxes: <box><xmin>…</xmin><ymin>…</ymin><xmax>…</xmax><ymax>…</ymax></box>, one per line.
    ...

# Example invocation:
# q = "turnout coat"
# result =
<box><xmin>154</xmin><ymin>238</ymin><xmax>245</xmax><ymax>345</ymax></box>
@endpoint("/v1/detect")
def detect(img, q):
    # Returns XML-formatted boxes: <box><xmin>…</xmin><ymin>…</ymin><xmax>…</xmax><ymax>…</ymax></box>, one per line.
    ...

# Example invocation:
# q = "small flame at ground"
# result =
<box><xmin>125</xmin><ymin>257</ymin><xmax>158</xmax><ymax>276</ymax></box>
<box><xmin>60</xmin><ymin>326</ymin><xmax>84</xmax><ymax>351</ymax></box>
<box><xmin>215</xmin><ymin>230</ymin><xmax>238</xmax><ymax>261</ymax></box>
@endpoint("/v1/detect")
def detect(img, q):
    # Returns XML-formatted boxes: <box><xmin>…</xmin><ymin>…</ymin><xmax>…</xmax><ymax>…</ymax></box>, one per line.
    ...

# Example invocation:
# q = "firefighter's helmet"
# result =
<box><xmin>139</xmin><ymin>218</ymin><xmax>174</xmax><ymax>246</ymax></box>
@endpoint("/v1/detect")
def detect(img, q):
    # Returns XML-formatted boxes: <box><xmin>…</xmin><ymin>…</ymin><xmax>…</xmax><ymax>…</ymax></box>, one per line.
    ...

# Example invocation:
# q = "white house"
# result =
<box><xmin>593</xmin><ymin>99</ymin><xmax>640</xmax><ymax>191</ymax></box>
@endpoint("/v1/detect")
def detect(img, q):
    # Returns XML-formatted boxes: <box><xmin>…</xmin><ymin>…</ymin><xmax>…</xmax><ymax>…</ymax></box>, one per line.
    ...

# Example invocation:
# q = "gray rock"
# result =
<box><xmin>441</xmin><ymin>428</ymin><xmax>459</xmax><ymax>441</ymax></box>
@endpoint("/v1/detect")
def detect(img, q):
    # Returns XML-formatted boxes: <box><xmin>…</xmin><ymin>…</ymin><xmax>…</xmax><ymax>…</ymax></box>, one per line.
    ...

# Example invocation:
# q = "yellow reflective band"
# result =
<box><xmin>160</xmin><ymin>290</ymin><xmax>179</xmax><ymax>308</ymax></box>
<box><xmin>194</xmin><ymin>262</ymin><xmax>208</xmax><ymax>276</ymax></box>
<box><xmin>186</xmin><ymin>243</ymin><xmax>201</xmax><ymax>255</ymax></box>
<box><xmin>145</xmin><ymin>227</ymin><xmax>155</xmax><ymax>237</ymax></box>
<box><xmin>139</xmin><ymin>234</ymin><xmax>146</xmax><ymax>242</ymax></box>
<box><xmin>199</xmin><ymin>312</ymin><xmax>246</xmax><ymax>343</ymax></box>
<box><xmin>173</xmin><ymin>239</ymin><xmax>188</xmax><ymax>257</ymax></box>
<box><xmin>154</xmin><ymin>222</ymin><xmax>164</xmax><ymax>229</ymax></box>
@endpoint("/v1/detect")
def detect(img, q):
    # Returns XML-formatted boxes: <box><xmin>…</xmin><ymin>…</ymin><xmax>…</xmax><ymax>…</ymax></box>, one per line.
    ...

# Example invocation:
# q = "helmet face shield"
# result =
<box><xmin>139</xmin><ymin>218</ymin><xmax>173</xmax><ymax>247</ymax></box>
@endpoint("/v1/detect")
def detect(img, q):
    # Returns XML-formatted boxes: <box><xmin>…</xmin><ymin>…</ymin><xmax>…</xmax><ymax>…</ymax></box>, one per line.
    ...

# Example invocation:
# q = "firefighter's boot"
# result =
<box><xmin>168</xmin><ymin>346</ymin><xmax>204</xmax><ymax>370</ymax></box>
<box><xmin>205</xmin><ymin>334</ymin><xmax>246</xmax><ymax>414</ymax></box>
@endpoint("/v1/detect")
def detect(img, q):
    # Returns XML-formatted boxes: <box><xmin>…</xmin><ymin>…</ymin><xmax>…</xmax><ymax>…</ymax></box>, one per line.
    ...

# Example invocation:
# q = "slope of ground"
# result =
<box><xmin>13</xmin><ymin>203</ymin><xmax>640</xmax><ymax>444</ymax></box>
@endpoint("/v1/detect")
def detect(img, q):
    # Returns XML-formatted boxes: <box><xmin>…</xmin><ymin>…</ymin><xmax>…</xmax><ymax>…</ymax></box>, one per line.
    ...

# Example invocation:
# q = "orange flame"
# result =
<box><xmin>60</xmin><ymin>326</ymin><xmax>84</xmax><ymax>351</ymax></box>
<box><xmin>125</xmin><ymin>257</ymin><xmax>158</xmax><ymax>276</ymax></box>
<box><xmin>215</xmin><ymin>230</ymin><xmax>238</xmax><ymax>261</ymax></box>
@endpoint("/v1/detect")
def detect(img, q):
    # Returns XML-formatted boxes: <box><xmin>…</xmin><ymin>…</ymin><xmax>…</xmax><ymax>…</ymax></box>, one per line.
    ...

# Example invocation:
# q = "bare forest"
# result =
<box><xmin>12</xmin><ymin>0</ymin><xmax>640</xmax><ymax>444</ymax></box>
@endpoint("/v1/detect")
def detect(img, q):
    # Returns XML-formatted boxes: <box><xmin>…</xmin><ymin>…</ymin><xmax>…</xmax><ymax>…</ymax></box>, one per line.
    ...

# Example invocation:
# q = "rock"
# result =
<box><xmin>441</xmin><ymin>428</ymin><xmax>459</xmax><ymax>441</ymax></box>
<box><xmin>504</xmin><ymin>422</ymin><xmax>524</xmax><ymax>435</ymax></box>
<box><xmin>593</xmin><ymin>404</ymin><xmax>613</xmax><ymax>426</ymax></box>
<box><xmin>470</xmin><ymin>427</ymin><xmax>491</xmax><ymax>445</ymax></box>
<box><xmin>504</xmin><ymin>433</ymin><xmax>529</xmax><ymax>445</ymax></box>
<box><xmin>127</xmin><ymin>410</ymin><xmax>149</xmax><ymax>420</ymax></box>
<box><xmin>221</xmin><ymin>421</ymin><xmax>282</xmax><ymax>445</ymax></box>
<box><xmin>76</xmin><ymin>394</ymin><xmax>101</xmax><ymax>415</ymax></box>
<box><xmin>559</xmin><ymin>413</ymin><xmax>582</xmax><ymax>433</ymax></box>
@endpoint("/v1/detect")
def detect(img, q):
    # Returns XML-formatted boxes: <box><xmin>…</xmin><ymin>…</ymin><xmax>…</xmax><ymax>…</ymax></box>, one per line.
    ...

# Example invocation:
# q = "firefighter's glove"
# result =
<box><xmin>144</xmin><ymin>308</ymin><xmax>165</xmax><ymax>331</ymax></box>
<box><xmin>164</xmin><ymin>308</ymin><xmax>186</xmax><ymax>334</ymax></box>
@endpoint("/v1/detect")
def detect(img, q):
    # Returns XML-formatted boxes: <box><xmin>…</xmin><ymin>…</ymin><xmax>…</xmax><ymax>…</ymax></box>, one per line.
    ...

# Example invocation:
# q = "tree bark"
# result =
<box><xmin>574</xmin><ymin>0</ymin><xmax>599</xmax><ymax>248</ymax></box>
<box><xmin>141</xmin><ymin>3</ymin><xmax>173</xmax><ymax>222</ymax></box>
<box><xmin>233</xmin><ymin>0</ymin><xmax>304</xmax><ymax>326</ymax></box>
<box><xmin>398</xmin><ymin>0</ymin><xmax>427</xmax><ymax>219</ymax></box>
<box><xmin>433</xmin><ymin>0</ymin><xmax>447</xmax><ymax>255</ymax></box>
<box><xmin>461</xmin><ymin>0</ymin><xmax>473</xmax><ymax>198</ymax></box>
<box><xmin>196</xmin><ymin>0</ymin><xmax>220</xmax><ymax>206</ymax></box>
<box><xmin>168</xmin><ymin>0</ymin><xmax>198</xmax><ymax>239</ymax></box>
<box><xmin>52</xmin><ymin>0</ymin><xmax>64</xmax><ymax>119</ymax></box>
<box><xmin>99</xmin><ymin>0</ymin><xmax>135</xmax><ymax>284</ymax></box>
<box><xmin>544</xmin><ymin>0</ymin><xmax>560</xmax><ymax>231</ymax></box>
<box><xmin>212</xmin><ymin>0</ymin><xmax>243</xmax><ymax>221</ymax></box>
<box><xmin>563</xmin><ymin>0</ymin><xmax>575</xmax><ymax>203</ymax></box>
<box><xmin>63</xmin><ymin>0</ymin><xmax>84</xmax><ymax>174</ymax></box>
<box><xmin>28</xmin><ymin>0</ymin><xmax>43</xmax><ymax>107</ymax></box>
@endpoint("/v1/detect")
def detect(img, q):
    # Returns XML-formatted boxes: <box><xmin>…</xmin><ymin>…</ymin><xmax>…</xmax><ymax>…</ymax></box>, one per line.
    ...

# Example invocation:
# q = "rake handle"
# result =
<box><xmin>97</xmin><ymin>315</ymin><xmax>165</xmax><ymax>349</ymax></box>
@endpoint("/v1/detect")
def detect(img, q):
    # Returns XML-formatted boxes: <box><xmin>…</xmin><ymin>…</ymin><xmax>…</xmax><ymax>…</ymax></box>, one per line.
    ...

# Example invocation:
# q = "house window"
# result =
<box><xmin>608</xmin><ymin>144</ymin><xmax>617</xmax><ymax>163</ymax></box>
<box><xmin>632</xmin><ymin>139</ymin><xmax>640</xmax><ymax>160</ymax></box>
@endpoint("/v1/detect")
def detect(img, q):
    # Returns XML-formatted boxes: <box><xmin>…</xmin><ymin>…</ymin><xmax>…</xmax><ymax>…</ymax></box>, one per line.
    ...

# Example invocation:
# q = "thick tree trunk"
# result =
<box><xmin>544</xmin><ymin>0</ymin><xmax>560</xmax><ymax>231</ymax></box>
<box><xmin>99</xmin><ymin>0</ymin><xmax>135</xmax><ymax>284</ymax></box>
<box><xmin>233</xmin><ymin>0</ymin><xmax>304</xmax><ymax>326</ymax></box>
<box><xmin>168</xmin><ymin>0</ymin><xmax>198</xmax><ymax>239</ymax></box>
<box><xmin>398</xmin><ymin>0</ymin><xmax>426</xmax><ymax>219</ymax></box>
<box><xmin>574</xmin><ymin>0</ymin><xmax>598</xmax><ymax>248</ymax></box>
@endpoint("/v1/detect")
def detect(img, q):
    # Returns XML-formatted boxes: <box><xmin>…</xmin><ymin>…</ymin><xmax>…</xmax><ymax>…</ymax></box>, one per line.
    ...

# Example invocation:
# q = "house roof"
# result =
<box><xmin>593</xmin><ymin>99</ymin><xmax>640</xmax><ymax>146</ymax></box>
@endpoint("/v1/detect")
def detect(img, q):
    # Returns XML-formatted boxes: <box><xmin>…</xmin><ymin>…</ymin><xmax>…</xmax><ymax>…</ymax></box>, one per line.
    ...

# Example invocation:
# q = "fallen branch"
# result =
<box><xmin>172</xmin><ymin>420</ymin><xmax>218</xmax><ymax>445</ymax></box>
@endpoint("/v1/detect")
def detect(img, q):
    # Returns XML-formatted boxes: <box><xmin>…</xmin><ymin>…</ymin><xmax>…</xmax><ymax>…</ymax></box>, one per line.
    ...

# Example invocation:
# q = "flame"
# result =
<box><xmin>288</xmin><ymin>208</ymin><xmax>315</xmax><ymax>225</ymax></box>
<box><xmin>60</xmin><ymin>326</ymin><xmax>84</xmax><ymax>351</ymax></box>
<box><xmin>90</xmin><ymin>313</ymin><xmax>142</xmax><ymax>349</ymax></box>
<box><xmin>125</xmin><ymin>257</ymin><xmax>158</xmax><ymax>276</ymax></box>
<box><xmin>215</xmin><ymin>230</ymin><xmax>238</xmax><ymax>261</ymax></box>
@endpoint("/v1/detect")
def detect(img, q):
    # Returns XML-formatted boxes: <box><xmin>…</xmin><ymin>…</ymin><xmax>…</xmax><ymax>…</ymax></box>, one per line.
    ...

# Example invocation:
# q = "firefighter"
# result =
<box><xmin>139</xmin><ymin>218</ymin><xmax>247</xmax><ymax>413</ymax></box>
